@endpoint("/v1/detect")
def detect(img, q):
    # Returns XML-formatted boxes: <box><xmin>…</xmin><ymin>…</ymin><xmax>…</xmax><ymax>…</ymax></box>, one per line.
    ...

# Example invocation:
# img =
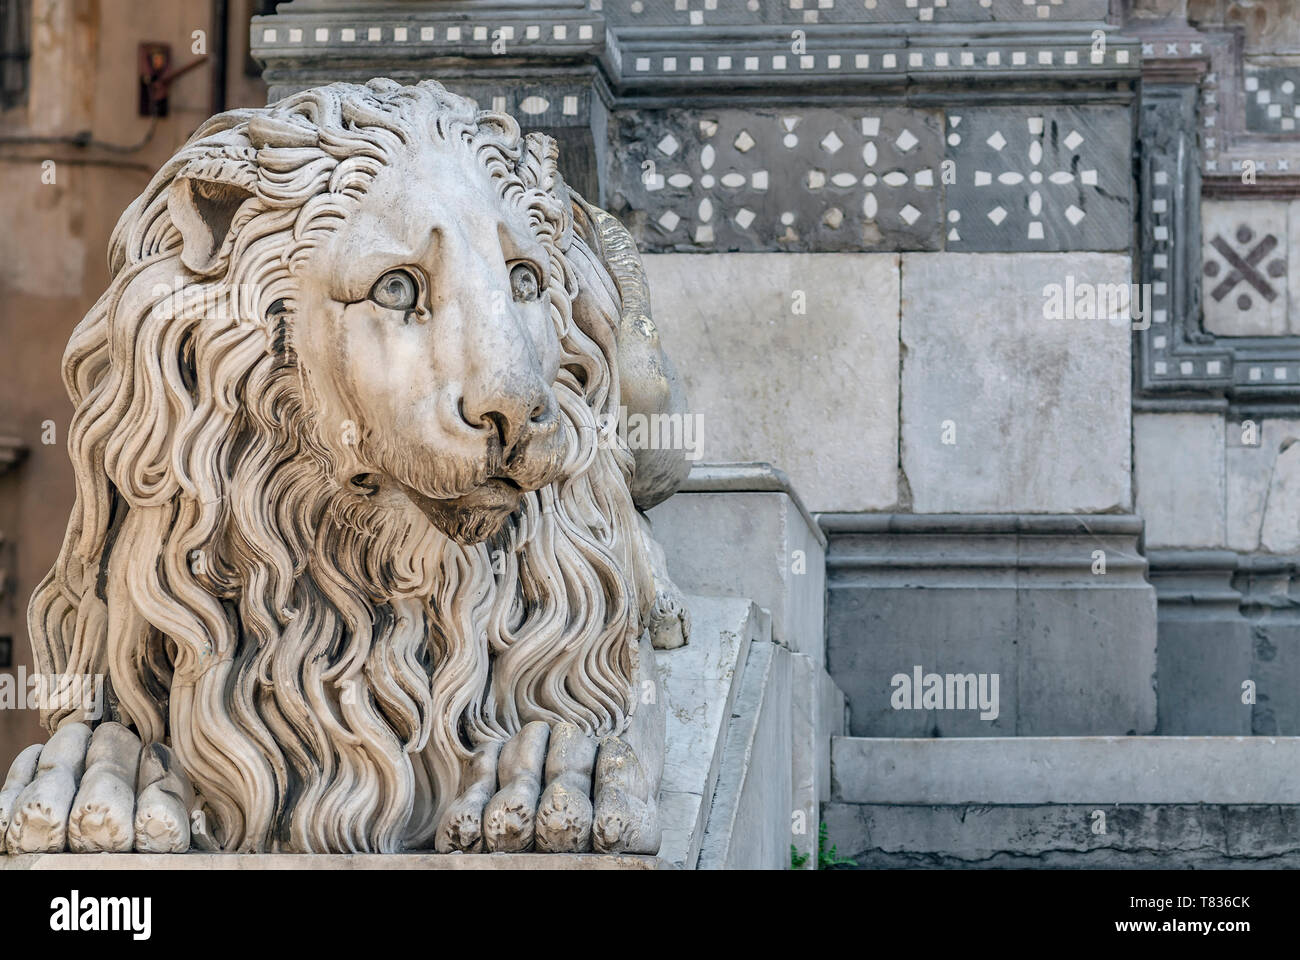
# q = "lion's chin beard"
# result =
<box><xmin>399</xmin><ymin>478</ymin><xmax>523</xmax><ymax>544</ymax></box>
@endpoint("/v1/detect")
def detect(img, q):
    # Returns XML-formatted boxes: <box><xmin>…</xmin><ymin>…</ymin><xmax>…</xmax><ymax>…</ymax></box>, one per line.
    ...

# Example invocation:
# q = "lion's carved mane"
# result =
<box><xmin>28</xmin><ymin>80</ymin><xmax>657</xmax><ymax>853</ymax></box>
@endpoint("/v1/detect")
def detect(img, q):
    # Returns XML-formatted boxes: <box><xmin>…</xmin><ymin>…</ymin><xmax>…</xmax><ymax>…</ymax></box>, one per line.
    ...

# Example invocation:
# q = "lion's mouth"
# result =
<box><xmin>395</xmin><ymin>476</ymin><xmax>527</xmax><ymax>544</ymax></box>
<box><xmin>457</xmin><ymin>475</ymin><xmax>523</xmax><ymax>508</ymax></box>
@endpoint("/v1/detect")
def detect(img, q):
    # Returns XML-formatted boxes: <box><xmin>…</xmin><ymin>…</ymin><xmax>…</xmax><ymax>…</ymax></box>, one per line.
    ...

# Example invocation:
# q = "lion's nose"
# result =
<box><xmin>457</xmin><ymin>387</ymin><xmax>551</xmax><ymax>455</ymax></box>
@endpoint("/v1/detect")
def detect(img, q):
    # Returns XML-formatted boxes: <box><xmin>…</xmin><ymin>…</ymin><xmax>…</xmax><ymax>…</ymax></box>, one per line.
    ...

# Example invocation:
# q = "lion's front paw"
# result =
<box><xmin>434</xmin><ymin>720</ymin><xmax>658</xmax><ymax>855</ymax></box>
<box><xmin>69</xmin><ymin>722</ymin><xmax>140</xmax><ymax>852</ymax></box>
<box><xmin>482</xmin><ymin>721</ymin><xmax>549</xmax><ymax>852</ymax></box>
<box><xmin>1</xmin><ymin>724</ymin><xmax>196</xmax><ymax>855</ymax></box>
<box><xmin>591</xmin><ymin>737</ymin><xmax>660</xmax><ymax>854</ymax></box>
<box><xmin>3</xmin><ymin>724</ymin><xmax>91</xmax><ymax>854</ymax></box>
<box><xmin>433</xmin><ymin>738</ymin><xmax>502</xmax><ymax>853</ymax></box>
<box><xmin>648</xmin><ymin>582</ymin><xmax>691</xmax><ymax>651</ymax></box>
<box><xmin>534</xmin><ymin>723</ymin><xmax>597</xmax><ymax>853</ymax></box>
<box><xmin>132</xmin><ymin>742</ymin><xmax>195</xmax><ymax>853</ymax></box>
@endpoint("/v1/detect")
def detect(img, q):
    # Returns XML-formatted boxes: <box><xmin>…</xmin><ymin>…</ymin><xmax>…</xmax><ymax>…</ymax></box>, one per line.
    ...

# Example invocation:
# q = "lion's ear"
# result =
<box><xmin>169</xmin><ymin>174</ymin><xmax>255</xmax><ymax>276</ymax></box>
<box><xmin>168</xmin><ymin>147</ymin><xmax>263</xmax><ymax>276</ymax></box>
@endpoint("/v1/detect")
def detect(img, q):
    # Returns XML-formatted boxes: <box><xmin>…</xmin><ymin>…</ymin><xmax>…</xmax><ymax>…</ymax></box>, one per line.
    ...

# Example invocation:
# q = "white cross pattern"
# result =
<box><xmin>965</xmin><ymin>116</ymin><xmax>1096</xmax><ymax>241</ymax></box>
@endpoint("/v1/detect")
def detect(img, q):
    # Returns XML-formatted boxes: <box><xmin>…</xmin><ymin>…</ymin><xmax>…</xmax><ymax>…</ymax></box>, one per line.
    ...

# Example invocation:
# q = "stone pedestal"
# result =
<box><xmin>1149</xmin><ymin>550</ymin><xmax>1253</xmax><ymax>735</ymax></box>
<box><xmin>1150</xmin><ymin>551</ymin><xmax>1300</xmax><ymax>736</ymax></box>
<box><xmin>823</xmin><ymin>514</ymin><xmax>1158</xmax><ymax>738</ymax></box>
<box><xmin>649</xmin><ymin>462</ymin><xmax>846</xmax><ymax>868</ymax></box>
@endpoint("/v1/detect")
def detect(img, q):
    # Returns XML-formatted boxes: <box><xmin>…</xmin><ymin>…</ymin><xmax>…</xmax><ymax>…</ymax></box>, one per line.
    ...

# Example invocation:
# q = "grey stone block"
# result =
<box><xmin>1134</xmin><ymin>412</ymin><xmax>1226</xmax><ymax>548</ymax></box>
<box><xmin>1148</xmin><ymin>551</ymin><xmax>1254</xmax><ymax>736</ymax></box>
<box><xmin>1239</xmin><ymin>557</ymin><xmax>1300</xmax><ymax>737</ymax></box>
<box><xmin>1260</xmin><ymin>436</ymin><xmax>1300</xmax><ymax>554</ymax></box>
<box><xmin>1150</xmin><ymin>552</ymin><xmax>1300</xmax><ymax>736</ymax></box>
<box><xmin>830</xmin><ymin>734</ymin><xmax>1300</xmax><ymax>805</ymax></box>
<box><xmin>648</xmin><ymin>463</ymin><xmax>826</xmax><ymax>659</ymax></box>
<box><xmin>824</xmin><ymin>514</ymin><xmax>1157</xmax><ymax>737</ymax></box>
<box><xmin>1224</xmin><ymin>418</ymin><xmax>1300</xmax><ymax>553</ymax></box>
<box><xmin>901</xmin><ymin>253</ymin><xmax>1132</xmax><ymax>514</ymax></box>
<box><xmin>643</xmin><ymin>253</ymin><xmax>900</xmax><ymax>512</ymax></box>
<box><xmin>1222</xmin><ymin>416</ymin><xmax>1300</xmax><ymax>548</ymax></box>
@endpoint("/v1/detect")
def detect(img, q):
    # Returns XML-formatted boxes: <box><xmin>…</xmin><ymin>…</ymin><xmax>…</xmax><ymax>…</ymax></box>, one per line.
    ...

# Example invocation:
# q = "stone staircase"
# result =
<box><xmin>824</xmin><ymin>736</ymin><xmax>1300</xmax><ymax>868</ymax></box>
<box><xmin>813</xmin><ymin>512</ymin><xmax>1300</xmax><ymax>868</ymax></box>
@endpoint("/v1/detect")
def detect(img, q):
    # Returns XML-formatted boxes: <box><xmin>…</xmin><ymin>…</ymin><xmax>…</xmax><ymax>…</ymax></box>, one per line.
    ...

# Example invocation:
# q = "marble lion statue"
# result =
<box><xmin>0</xmin><ymin>79</ymin><xmax>693</xmax><ymax>857</ymax></box>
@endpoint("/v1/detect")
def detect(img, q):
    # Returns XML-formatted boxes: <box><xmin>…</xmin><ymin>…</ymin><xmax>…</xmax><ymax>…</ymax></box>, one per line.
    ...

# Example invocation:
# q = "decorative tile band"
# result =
<box><xmin>257</xmin><ymin>20</ymin><xmax>603</xmax><ymax>49</ymax></box>
<box><xmin>609</xmin><ymin>105</ymin><xmax>1130</xmax><ymax>253</ymax></box>
<box><xmin>592</xmin><ymin>0</ymin><xmax>1109</xmax><ymax>25</ymax></box>
<box><xmin>619</xmin><ymin>41</ymin><xmax>1134</xmax><ymax>78</ymax></box>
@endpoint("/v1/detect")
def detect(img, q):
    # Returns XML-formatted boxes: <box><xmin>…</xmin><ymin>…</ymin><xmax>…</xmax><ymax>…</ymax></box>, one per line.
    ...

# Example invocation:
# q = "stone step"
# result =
<box><xmin>655</xmin><ymin>594</ymin><xmax>770</xmax><ymax>868</ymax></box>
<box><xmin>825</xmin><ymin>735</ymin><xmax>1300</xmax><ymax>868</ymax></box>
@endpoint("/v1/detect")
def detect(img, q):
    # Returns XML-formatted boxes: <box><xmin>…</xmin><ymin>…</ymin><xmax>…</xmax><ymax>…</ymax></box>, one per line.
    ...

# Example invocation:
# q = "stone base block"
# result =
<box><xmin>1151</xmin><ymin>551</ymin><xmax>1300</xmax><ymax>735</ymax></box>
<box><xmin>1149</xmin><ymin>550</ymin><xmax>1253</xmax><ymax>735</ymax></box>
<box><xmin>649</xmin><ymin>462</ymin><xmax>826</xmax><ymax>659</ymax></box>
<box><xmin>824</xmin><ymin>514</ymin><xmax>1157</xmax><ymax>737</ymax></box>
<box><xmin>832</xmin><ymin>735</ymin><xmax>1300</xmax><ymax>804</ymax></box>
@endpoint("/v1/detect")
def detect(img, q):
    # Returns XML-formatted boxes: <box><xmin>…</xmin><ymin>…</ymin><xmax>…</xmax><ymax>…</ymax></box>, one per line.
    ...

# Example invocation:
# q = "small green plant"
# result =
<box><xmin>817</xmin><ymin>821</ymin><xmax>857</xmax><ymax>869</ymax></box>
<box><xmin>789</xmin><ymin>822</ymin><xmax>858</xmax><ymax>869</ymax></box>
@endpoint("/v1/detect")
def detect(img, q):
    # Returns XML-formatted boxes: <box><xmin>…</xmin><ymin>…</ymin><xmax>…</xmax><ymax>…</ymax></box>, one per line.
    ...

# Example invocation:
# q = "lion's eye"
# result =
<box><xmin>370</xmin><ymin>269</ymin><xmax>419</xmax><ymax>311</ymax></box>
<box><xmin>510</xmin><ymin>263</ymin><xmax>541</xmax><ymax>302</ymax></box>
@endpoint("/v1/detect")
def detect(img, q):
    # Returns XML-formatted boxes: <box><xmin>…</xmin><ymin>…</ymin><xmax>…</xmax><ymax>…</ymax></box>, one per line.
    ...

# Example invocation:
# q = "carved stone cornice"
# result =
<box><xmin>251</xmin><ymin>0</ymin><xmax>1137</xmax><ymax>103</ymax></box>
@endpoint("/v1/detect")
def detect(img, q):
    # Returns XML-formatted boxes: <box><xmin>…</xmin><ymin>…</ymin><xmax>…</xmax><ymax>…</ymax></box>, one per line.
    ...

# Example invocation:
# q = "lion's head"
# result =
<box><xmin>28</xmin><ymin>79</ymin><xmax>657</xmax><ymax>853</ymax></box>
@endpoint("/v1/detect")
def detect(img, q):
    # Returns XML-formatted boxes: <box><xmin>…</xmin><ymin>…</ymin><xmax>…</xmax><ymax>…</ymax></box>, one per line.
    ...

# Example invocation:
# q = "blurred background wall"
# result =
<box><xmin>0</xmin><ymin>0</ymin><xmax>270</xmax><ymax>762</ymax></box>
